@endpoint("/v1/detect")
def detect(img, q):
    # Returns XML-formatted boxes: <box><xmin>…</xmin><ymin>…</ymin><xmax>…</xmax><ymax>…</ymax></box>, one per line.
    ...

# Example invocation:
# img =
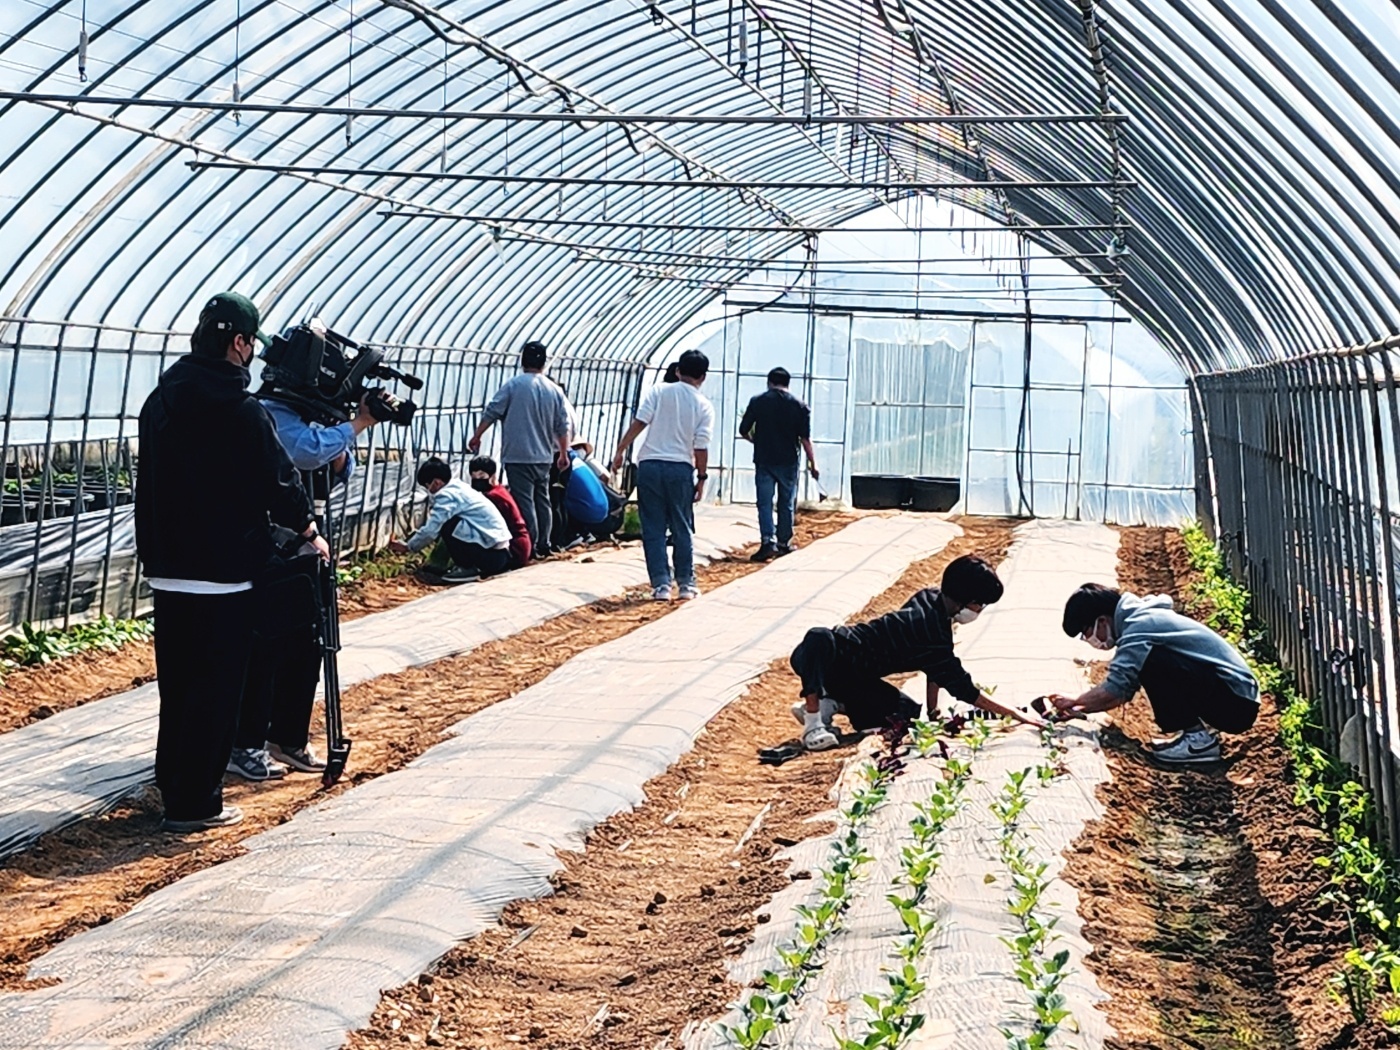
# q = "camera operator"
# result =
<box><xmin>136</xmin><ymin>292</ymin><xmax>327</xmax><ymax>833</ymax></box>
<box><xmin>225</xmin><ymin>389</ymin><xmax>380</xmax><ymax>781</ymax></box>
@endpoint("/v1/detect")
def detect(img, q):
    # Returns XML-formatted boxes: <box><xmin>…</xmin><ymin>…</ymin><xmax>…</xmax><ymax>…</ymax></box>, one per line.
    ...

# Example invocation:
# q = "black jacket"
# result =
<box><xmin>136</xmin><ymin>355</ymin><xmax>315</xmax><ymax>583</ymax></box>
<box><xmin>834</xmin><ymin>586</ymin><xmax>979</xmax><ymax>703</ymax></box>
<box><xmin>738</xmin><ymin>388</ymin><xmax>810</xmax><ymax>467</ymax></box>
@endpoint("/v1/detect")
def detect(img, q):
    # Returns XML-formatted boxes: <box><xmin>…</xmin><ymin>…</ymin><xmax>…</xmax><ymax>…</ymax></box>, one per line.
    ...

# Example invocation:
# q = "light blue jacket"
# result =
<box><xmin>1106</xmin><ymin>592</ymin><xmax>1259</xmax><ymax>702</ymax></box>
<box><xmin>260</xmin><ymin>399</ymin><xmax>355</xmax><ymax>481</ymax></box>
<box><xmin>406</xmin><ymin>478</ymin><xmax>510</xmax><ymax>552</ymax></box>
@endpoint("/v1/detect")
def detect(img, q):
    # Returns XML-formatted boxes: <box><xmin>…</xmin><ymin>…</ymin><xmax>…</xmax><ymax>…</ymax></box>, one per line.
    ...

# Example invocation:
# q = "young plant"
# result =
<box><xmin>1181</xmin><ymin>522</ymin><xmax>1400</xmax><ymax>1030</ymax></box>
<box><xmin>838</xmin><ymin>736</ymin><xmax>978</xmax><ymax>1049</ymax></box>
<box><xmin>994</xmin><ymin>767</ymin><xmax>1080</xmax><ymax>1050</ymax></box>
<box><xmin>723</xmin><ymin>743</ymin><xmax>906</xmax><ymax>1048</ymax></box>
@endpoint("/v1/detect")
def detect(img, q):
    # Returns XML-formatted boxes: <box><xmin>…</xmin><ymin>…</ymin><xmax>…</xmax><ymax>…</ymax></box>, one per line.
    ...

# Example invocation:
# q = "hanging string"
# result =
<box><xmin>500</xmin><ymin>69</ymin><xmax>509</xmax><ymax>207</ymax></box>
<box><xmin>232</xmin><ymin>0</ymin><xmax>241</xmax><ymax>124</ymax></box>
<box><xmin>78</xmin><ymin>0</ymin><xmax>89</xmax><ymax>82</ymax></box>
<box><xmin>345</xmin><ymin>0</ymin><xmax>354</xmax><ymax>144</ymax></box>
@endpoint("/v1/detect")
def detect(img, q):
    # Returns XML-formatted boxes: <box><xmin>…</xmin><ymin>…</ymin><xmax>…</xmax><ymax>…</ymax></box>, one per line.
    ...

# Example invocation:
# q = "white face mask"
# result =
<box><xmin>1083</xmin><ymin>619</ymin><xmax>1113</xmax><ymax>650</ymax></box>
<box><xmin>953</xmin><ymin>607</ymin><xmax>981</xmax><ymax>625</ymax></box>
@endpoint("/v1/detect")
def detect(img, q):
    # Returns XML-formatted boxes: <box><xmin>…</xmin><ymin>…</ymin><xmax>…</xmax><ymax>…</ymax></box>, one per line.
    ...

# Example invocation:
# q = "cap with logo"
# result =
<box><xmin>199</xmin><ymin>292</ymin><xmax>269</xmax><ymax>348</ymax></box>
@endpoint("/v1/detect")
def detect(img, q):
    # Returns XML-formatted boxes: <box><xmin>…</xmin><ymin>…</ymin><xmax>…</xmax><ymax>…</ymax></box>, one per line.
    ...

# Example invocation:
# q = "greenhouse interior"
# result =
<box><xmin>1</xmin><ymin>1</ymin><xmax>1399</xmax><ymax>1048</ymax></box>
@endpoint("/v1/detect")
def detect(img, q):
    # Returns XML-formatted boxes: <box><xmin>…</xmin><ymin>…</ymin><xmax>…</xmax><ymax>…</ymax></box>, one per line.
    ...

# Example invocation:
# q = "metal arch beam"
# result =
<box><xmin>0</xmin><ymin>95</ymin><xmax>1126</xmax><ymax>124</ymax></box>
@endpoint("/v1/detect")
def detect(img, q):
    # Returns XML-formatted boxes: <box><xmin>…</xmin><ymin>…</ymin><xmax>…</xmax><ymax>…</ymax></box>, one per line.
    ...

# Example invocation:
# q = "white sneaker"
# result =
<box><xmin>803</xmin><ymin>725</ymin><xmax>839</xmax><ymax>751</ymax></box>
<box><xmin>651</xmin><ymin>585</ymin><xmax>672</xmax><ymax>602</ymax></box>
<box><xmin>791</xmin><ymin>698</ymin><xmax>840</xmax><ymax>726</ymax></box>
<box><xmin>678</xmin><ymin>584</ymin><xmax>700</xmax><ymax>601</ymax></box>
<box><xmin>1150</xmin><ymin>726</ymin><xmax>1221</xmax><ymax>765</ymax></box>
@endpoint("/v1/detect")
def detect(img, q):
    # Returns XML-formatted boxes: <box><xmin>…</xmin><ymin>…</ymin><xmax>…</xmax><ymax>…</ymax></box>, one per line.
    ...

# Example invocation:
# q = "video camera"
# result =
<box><xmin>258</xmin><ymin>319</ymin><xmax>422</xmax><ymax>428</ymax></box>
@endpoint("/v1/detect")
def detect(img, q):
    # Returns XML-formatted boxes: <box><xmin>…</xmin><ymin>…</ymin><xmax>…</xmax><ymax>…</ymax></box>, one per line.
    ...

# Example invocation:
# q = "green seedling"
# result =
<box><xmin>1182</xmin><ymin>520</ymin><xmax>1400</xmax><ymax>1030</ymax></box>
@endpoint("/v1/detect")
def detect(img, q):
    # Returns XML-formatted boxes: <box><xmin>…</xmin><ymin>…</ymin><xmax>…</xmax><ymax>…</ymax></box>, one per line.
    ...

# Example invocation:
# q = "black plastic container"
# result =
<box><xmin>909</xmin><ymin>476</ymin><xmax>961</xmax><ymax>512</ymax></box>
<box><xmin>850</xmin><ymin>474</ymin><xmax>912</xmax><ymax>509</ymax></box>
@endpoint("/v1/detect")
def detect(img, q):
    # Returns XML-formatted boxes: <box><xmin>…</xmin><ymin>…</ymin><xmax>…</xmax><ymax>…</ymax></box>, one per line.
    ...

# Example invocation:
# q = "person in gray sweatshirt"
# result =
<box><xmin>1051</xmin><ymin>583</ymin><xmax>1259</xmax><ymax>765</ymax></box>
<box><xmin>468</xmin><ymin>340</ymin><xmax>570</xmax><ymax>557</ymax></box>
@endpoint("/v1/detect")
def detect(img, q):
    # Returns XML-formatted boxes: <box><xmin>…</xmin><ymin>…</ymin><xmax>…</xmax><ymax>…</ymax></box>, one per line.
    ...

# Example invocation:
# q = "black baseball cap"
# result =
<box><xmin>199</xmin><ymin>292</ymin><xmax>269</xmax><ymax>348</ymax></box>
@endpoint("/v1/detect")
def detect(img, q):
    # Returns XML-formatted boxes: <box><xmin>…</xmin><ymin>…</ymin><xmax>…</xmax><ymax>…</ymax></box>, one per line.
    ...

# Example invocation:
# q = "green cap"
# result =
<box><xmin>199</xmin><ymin>291</ymin><xmax>269</xmax><ymax>348</ymax></box>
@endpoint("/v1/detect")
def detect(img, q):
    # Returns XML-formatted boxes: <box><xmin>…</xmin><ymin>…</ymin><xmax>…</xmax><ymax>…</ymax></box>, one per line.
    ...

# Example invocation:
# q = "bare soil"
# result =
<box><xmin>0</xmin><ymin>511</ymin><xmax>856</xmax><ymax>991</ymax></box>
<box><xmin>1064</xmin><ymin>527</ymin><xmax>1398</xmax><ymax>1050</ymax></box>
<box><xmin>0</xmin><ymin>538</ymin><xmax>701</xmax><ymax>736</ymax></box>
<box><xmin>342</xmin><ymin>519</ymin><xmax>1018</xmax><ymax>1050</ymax></box>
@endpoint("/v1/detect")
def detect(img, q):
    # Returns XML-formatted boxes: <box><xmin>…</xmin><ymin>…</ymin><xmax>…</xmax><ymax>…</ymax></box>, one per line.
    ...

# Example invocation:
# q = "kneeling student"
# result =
<box><xmin>789</xmin><ymin>554</ymin><xmax>1038</xmax><ymax>751</ymax></box>
<box><xmin>1052</xmin><ymin>584</ymin><xmax>1259</xmax><ymax>764</ymax></box>
<box><xmin>390</xmin><ymin>458</ymin><xmax>512</xmax><ymax>581</ymax></box>
<box><xmin>469</xmin><ymin>455</ymin><xmax>533</xmax><ymax>568</ymax></box>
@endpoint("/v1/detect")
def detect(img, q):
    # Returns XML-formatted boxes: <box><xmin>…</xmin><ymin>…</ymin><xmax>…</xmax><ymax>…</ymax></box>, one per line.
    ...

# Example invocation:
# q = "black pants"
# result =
<box><xmin>443</xmin><ymin>528</ymin><xmax>511</xmax><ymax>577</ymax></box>
<box><xmin>789</xmin><ymin>627</ymin><xmax>919</xmax><ymax>731</ymax></box>
<box><xmin>1138</xmin><ymin>645</ymin><xmax>1260</xmax><ymax>734</ymax></box>
<box><xmin>235</xmin><ymin>627</ymin><xmax>321</xmax><ymax>752</ymax></box>
<box><xmin>153</xmin><ymin>589</ymin><xmax>254</xmax><ymax>821</ymax></box>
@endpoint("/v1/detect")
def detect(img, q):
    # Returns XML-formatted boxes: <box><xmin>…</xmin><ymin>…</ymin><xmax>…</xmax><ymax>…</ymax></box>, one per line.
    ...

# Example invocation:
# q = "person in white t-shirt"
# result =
<box><xmin>612</xmin><ymin>349</ymin><xmax>714</xmax><ymax>601</ymax></box>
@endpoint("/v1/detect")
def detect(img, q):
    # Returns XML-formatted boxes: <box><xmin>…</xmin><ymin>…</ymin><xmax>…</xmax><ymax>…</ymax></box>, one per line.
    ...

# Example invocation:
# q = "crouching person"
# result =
<box><xmin>389</xmin><ymin>457</ymin><xmax>512</xmax><ymax>581</ymax></box>
<box><xmin>1052</xmin><ymin>584</ymin><xmax>1259</xmax><ymax>765</ymax></box>
<box><xmin>788</xmin><ymin>554</ymin><xmax>1036</xmax><ymax>751</ymax></box>
<box><xmin>468</xmin><ymin>455</ymin><xmax>533</xmax><ymax>569</ymax></box>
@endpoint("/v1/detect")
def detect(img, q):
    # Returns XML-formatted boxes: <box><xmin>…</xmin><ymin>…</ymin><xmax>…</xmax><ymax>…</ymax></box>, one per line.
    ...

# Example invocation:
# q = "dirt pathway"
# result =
<box><xmin>0</xmin><ymin>512</ymin><xmax>857</xmax><ymax>991</ymax></box>
<box><xmin>1064</xmin><ymin>528</ymin><xmax>1395</xmax><ymax>1049</ymax></box>
<box><xmin>342</xmin><ymin>518</ymin><xmax>1017</xmax><ymax>1050</ymax></box>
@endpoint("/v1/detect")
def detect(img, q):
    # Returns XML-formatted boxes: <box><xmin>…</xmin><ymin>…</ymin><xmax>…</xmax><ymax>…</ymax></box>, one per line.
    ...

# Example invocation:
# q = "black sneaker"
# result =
<box><xmin>750</xmin><ymin>544</ymin><xmax>779</xmax><ymax>563</ymax></box>
<box><xmin>776</xmin><ymin>542</ymin><xmax>798</xmax><ymax>557</ymax></box>
<box><xmin>162</xmin><ymin>805</ymin><xmax>243</xmax><ymax>833</ymax></box>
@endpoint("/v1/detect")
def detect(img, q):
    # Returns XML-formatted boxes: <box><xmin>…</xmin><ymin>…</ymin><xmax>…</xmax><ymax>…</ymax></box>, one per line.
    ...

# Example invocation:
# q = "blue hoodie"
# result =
<box><xmin>1106</xmin><ymin>592</ymin><xmax>1259</xmax><ymax>703</ymax></box>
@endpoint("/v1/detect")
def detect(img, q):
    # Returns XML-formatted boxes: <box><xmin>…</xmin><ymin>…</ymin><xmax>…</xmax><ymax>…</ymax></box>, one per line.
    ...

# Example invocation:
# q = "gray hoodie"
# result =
<box><xmin>1105</xmin><ymin>593</ymin><xmax>1259</xmax><ymax>703</ymax></box>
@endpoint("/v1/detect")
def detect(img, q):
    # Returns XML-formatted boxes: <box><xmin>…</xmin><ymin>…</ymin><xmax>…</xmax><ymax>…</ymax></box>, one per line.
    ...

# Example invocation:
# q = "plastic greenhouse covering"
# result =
<box><xmin>7</xmin><ymin>0</ymin><xmax>1400</xmax><ymax>828</ymax></box>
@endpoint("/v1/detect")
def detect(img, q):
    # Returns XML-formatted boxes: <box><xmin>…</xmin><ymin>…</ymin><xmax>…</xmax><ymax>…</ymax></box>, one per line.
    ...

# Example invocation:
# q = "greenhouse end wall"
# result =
<box><xmin>689</xmin><ymin>306</ymin><xmax>1194</xmax><ymax>526</ymax></box>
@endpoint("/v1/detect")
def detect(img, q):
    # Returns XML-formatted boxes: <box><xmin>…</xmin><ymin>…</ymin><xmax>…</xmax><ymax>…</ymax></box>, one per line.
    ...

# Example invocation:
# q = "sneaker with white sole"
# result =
<box><xmin>802</xmin><ymin>725</ymin><xmax>839</xmax><ymax>751</ymax></box>
<box><xmin>441</xmin><ymin>565</ymin><xmax>481</xmax><ymax>584</ymax></box>
<box><xmin>791</xmin><ymin>697</ymin><xmax>841</xmax><ymax>727</ymax></box>
<box><xmin>162</xmin><ymin>805</ymin><xmax>244</xmax><ymax>833</ymax></box>
<box><xmin>1149</xmin><ymin>726</ymin><xmax>1221</xmax><ymax>765</ymax></box>
<box><xmin>268</xmin><ymin>742</ymin><xmax>326</xmax><ymax>773</ymax></box>
<box><xmin>651</xmin><ymin>585</ymin><xmax>672</xmax><ymax>602</ymax></box>
<box><xmin>226</xmin><ymin>747</ymin><xmax>288</xmax><ymax>781</ymax></box>
<box><xmin>678</xmin><ymin>584</ymin><xmax>701</xmax><ymax>601</ymax></box>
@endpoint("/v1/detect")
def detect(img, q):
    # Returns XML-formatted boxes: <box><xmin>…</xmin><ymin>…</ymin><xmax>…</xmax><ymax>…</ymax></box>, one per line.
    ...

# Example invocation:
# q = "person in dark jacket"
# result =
<box><xmin>739</xmin><ymin>367</ymin><xmax>819</xmax><ymax>562</ymax></box>
<box><xmin>788</xmin><ymin>554</ymin><xmax>1040</xmax><ymax>750</ymax></box>
<box><xmin>136</xmin><ymin>291</ymin><xmax>326</xmax><ymax>832</ymax></box>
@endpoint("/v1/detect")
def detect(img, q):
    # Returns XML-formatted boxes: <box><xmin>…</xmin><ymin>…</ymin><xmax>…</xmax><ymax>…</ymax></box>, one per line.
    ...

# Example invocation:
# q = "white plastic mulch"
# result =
<box><xmin>0</xmin><ymin>514</ymin><xmax>960</xmax><ymax>1050</ymax></box>
<box><xmin>689</xmin><ymin>519</ymin><xmax>1121</xmax><ymax>1050</ymax></box>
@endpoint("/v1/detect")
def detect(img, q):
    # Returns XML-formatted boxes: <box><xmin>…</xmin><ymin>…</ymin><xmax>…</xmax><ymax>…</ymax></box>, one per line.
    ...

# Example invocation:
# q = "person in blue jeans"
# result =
<box><xmin>739</xmin><ymin>367</ymin><xmax>820</xmax><ymax>562</ymax></box>
<box><xmin>612</xmin><ymin>350</ymin><xmax>715</xmax><ymax>601</ymax></box>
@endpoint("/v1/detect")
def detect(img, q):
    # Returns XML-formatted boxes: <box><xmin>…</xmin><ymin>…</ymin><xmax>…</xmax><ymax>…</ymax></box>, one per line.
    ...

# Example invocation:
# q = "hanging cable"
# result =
<box><xmin>345</xmin><ymin>0</ymin><xmax>354</xmax><ymax>144</ymax></box>
<box><xmin>1013</xmin><ymin>233</ymin><xmax>1033</xmax><ymax>516</ymax></box>
<box><xmin>232</xmin><ymin>0</ymin><xmax>242</xmax><ymax>124</ymax></box>
<box><xmin>77</xmin><ymin>0</ymin><xmax>89</xmax><ymax>82</ymax></box>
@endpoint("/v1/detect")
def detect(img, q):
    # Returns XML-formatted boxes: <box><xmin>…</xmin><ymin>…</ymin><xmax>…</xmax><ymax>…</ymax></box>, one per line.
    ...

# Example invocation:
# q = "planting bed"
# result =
<box><xmin>342</xmin><ymin>519</ymin><xmax>1016</xmax><ymax>1050</ymax></box>
<box><xmin>0</xmin><ymin>510</ymin><xmax>853</xmax><ymax>992</ymax></box>
<box><xmin>1065</xmin><ymin>528</ymin><xmax>1397</xmax><ymax>1050</ymax></box>
<box><xmin>0</xmin><ymin>533</ymin><xmax>656</xmax><ymax>736</ymax></box>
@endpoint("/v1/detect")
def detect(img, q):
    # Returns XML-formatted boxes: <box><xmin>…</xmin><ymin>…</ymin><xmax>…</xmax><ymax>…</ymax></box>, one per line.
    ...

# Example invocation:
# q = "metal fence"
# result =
<box><xmin>0</xmin><ymin>317</ymin><xmax>645</xmax><ymax>635</ymax></box>
<box><xmin>1195</xmin><ymin>342</ymin><xmax>1400</xmax><ymax>847</ymax></box>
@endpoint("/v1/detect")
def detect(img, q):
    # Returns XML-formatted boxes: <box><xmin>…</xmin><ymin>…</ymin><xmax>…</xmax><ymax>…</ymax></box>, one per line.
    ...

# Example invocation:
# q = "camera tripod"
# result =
<box><xmin>308</xmin><ymin>466</ymin><xmax>352</xmax><ymax>788</ymax></box>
